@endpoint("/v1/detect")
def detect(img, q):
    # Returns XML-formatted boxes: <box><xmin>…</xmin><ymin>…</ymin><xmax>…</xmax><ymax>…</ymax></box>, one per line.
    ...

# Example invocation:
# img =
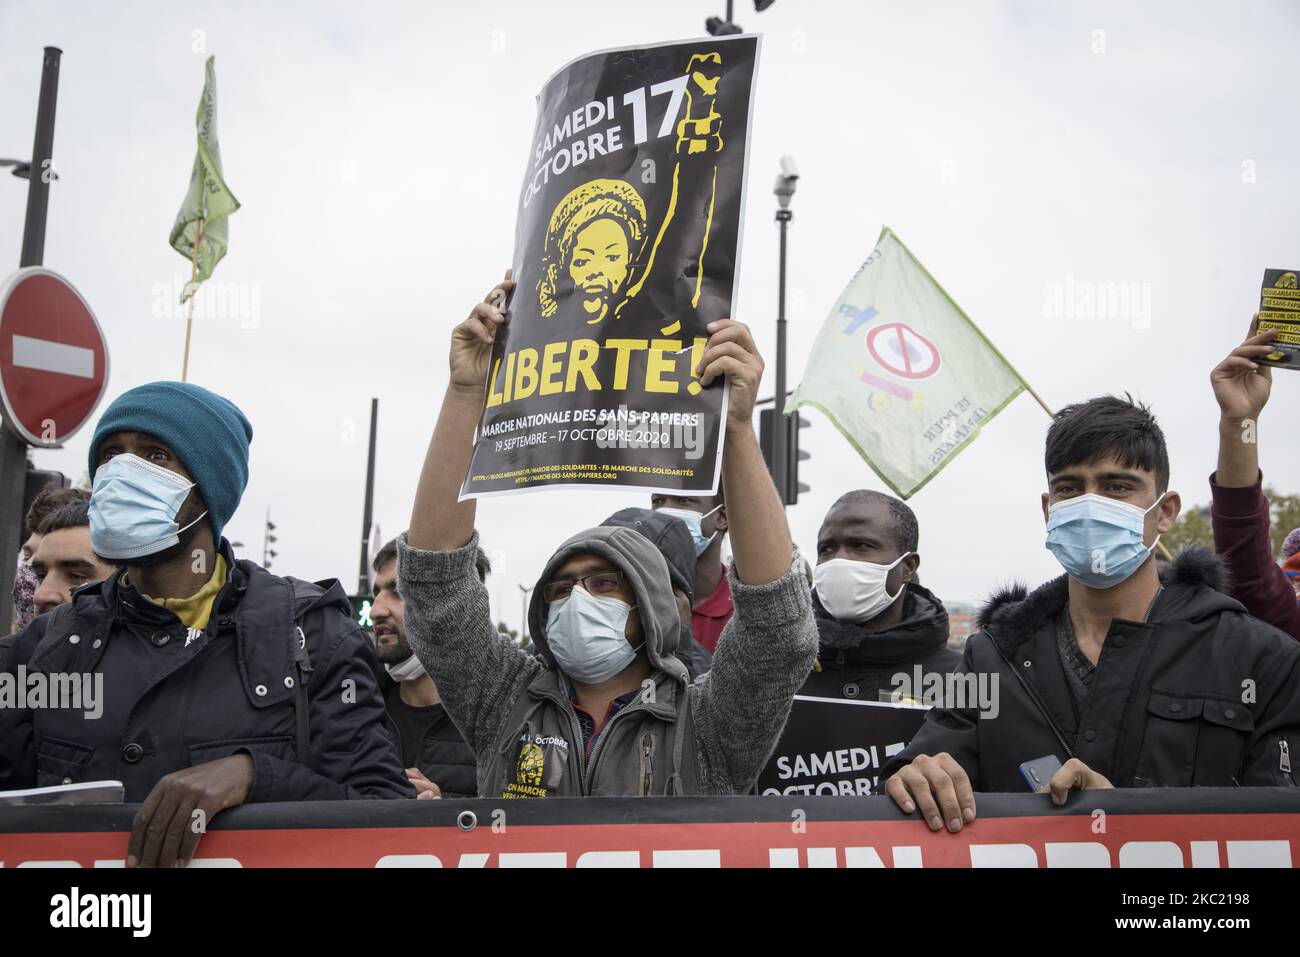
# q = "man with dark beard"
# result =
<box><xmin>372</xmin><ymin>537</ymin><xmax>480</xmax><ymax>798</ymax></box>
<box><xmin>0</xmin><ymin>382</ymin><xmax>411</xmax><ymax>867</ymax></box>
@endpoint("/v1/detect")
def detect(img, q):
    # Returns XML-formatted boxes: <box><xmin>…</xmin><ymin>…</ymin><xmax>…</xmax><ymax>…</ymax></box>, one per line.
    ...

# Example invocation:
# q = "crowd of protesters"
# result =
<box><xmin>1</xmin><ymin>273</ymin><xmax>1297</xmax><ymax>866</ymax></box>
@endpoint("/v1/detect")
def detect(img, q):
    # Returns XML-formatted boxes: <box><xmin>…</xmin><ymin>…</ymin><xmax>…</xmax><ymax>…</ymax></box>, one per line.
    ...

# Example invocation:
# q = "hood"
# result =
<box><xmin>976</xmin><ymin>546</ymin><xmax>1242</xmax><ymax>655</ymax></box>
<box><xmin>224</xmin><ymin>531</ymin><xmax>353</xmax><ymax>624</ymax></box>
<box><xmin>528</xmin><ymin>525</ymin><xmax>687</xmax><ymax>684</ymax></box>
<box><xmin>813</xmin><ymin>582</ymin><xmax>951</xmax><ymax>666</ymax></box>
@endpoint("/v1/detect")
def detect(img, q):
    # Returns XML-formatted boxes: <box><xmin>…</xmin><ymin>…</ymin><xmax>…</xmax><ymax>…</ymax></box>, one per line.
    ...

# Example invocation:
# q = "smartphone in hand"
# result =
<box><xmin>1018</xmin><ymin>755</ymin><xmax>1063</xmax><ymax>792</ymax></box>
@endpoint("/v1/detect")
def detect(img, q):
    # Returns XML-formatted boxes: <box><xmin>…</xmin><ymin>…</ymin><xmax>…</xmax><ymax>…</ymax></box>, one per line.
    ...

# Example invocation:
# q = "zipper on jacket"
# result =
<box><xmin>992</xmin><ymin>640</ymin><xmax>1074</xmax><ymax>760</ymax></box>
<box><xmin>640</xmin><ymin>732</ymin><xmax>656</xmax><ymax>796</ymax></box>
<box><xmin>1280</xmin><ymin>739</ymin><xmax>1293</xmax><ymax>780</ymax></box>
<box><xmin>536</xmin><ymin>684</ymin><xmax>668</xmax><ymax>794</ymax></box>
<box><xmin>582</xmin><ymin>696</ymin><xmax>648</xmax><ymax>792</ymax></box>
<box><xmin>568</xmin><ymin>710</ymin><xmax>589</xmax><ymax>793</ymax></box>
<box><xmin>528</xmin><ymin>689</ymin><xmax>596</xmax><ymax>796</ymax></box>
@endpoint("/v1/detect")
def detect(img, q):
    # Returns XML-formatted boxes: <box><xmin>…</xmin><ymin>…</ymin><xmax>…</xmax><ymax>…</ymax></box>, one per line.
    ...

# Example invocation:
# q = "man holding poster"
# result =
<box><xmin>463</xmin><ymin>36</ymin><xmax>760</xmax><ymax>498</ymax></box>
<box><xmin>397</xmin><ymin>271</ymin><xmax>816</xmax><ymax>798</ymax></box>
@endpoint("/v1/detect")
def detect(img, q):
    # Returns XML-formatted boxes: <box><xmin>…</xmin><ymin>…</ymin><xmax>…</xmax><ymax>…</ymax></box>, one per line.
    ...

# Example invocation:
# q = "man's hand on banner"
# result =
<box><xmin>408</xmin><ymin>767</ymin><xmax>443</xmax><ymax>799</ymax></box>
<box><xmin>449</xmin><ymin>269</ymin><xmax>514</xmax><ymax>395</ymax></box>
<box><xmin>698</xmin><ymin>318</ymin><xmax>763</xmax><ymax>433</ymax></box>
<box><xmin>1044</xmin><ymin>758</ymin><xmax>1113</xmax><ymax>805</ymax></box>
<box><xmin>126</xmin><ymin>754</ymin><xmax>255</xmax><ymax>867</ymax></box>
<box><xmin>884</xmin><ymin>752</ymin><xmax>977</xmax><ymax>832</ymax></box>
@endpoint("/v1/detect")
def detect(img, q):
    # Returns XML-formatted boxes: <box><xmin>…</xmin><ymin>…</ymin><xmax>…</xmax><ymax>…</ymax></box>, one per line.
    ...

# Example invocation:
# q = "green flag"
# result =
<box><xmin>788</xmin><ymin>227</ymin><xmax>1030</xmax><ymax>498</ymax></box>
<box><xmin>170</xmin><ymin>55</ymin><xmax>240</xmax><ymax>301</ymax></box>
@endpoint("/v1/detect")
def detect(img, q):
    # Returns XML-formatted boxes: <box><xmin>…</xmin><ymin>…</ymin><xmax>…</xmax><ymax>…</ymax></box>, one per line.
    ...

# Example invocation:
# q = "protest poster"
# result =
<box><xmin>1257</xmin><ymin>268</ymin><xmax>1300</xmax><ymax>370</ymax></box>
<box><xmin>460</xmin><ymin>36</ymin><xmax>760</xmax><ymax>499</ymax></box>
<box><xmin>756</xmin><ymin>695</ymin><xmax>929</xmax><ymax>797</ymax></box>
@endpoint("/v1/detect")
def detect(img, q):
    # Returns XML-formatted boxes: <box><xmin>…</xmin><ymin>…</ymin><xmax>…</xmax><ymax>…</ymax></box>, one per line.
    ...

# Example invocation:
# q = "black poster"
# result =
<box><xmin>1258</xmin><ymin>268</ymin><xmax>1300</xmax><ymax>370</ymax></box>
<box><xmin>461</xmin><ymin>36</ymin><xmax>760</xmax><ymax>498</ymax></box>
<box><xmin>757</xmin><ymin>696</ymin><xmax>930</xmax><ymax>797</ymax></box>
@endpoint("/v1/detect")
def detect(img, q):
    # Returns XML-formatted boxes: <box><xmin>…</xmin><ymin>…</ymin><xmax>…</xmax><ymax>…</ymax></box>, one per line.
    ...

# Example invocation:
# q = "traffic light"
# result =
<box><xmin>790</xmin><ymin>414</ymin><xmax>810</xmax><ymax>504</ymax></box>
<box><xmin>759</xmin><ymin>409</ymin><xmax>811</xmax><ymax>505</ymax></box>
<box><xmin>22</xmin><ymin>466</ymin><xmax>69</xmax><ymax>534</ymax></box>
<box><xmin>263</xmin><ymin>516</ymin><xmax>278</xmax><ymax>570</ymax></box>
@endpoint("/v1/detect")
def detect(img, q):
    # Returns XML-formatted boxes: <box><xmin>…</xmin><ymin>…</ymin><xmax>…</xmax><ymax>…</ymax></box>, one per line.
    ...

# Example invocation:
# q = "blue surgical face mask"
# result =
<box><xmin>545</xmin><ymin>586</ymin><xmax>642</xmax><ymax>684</ymax></box>
<box><xmin>89</xmin><ymin>453</ymin><xmax>208</xmax><ymax>561</ymax></box>
<box><xmin>1045</xmin><ymin>492</ymin><xmax>1165</xmax><ymax>589</ymax></box>
<box><xmin>657</xmin><ymin>505</ymin><xmax>722</xmax><ymax>556</ymax></box>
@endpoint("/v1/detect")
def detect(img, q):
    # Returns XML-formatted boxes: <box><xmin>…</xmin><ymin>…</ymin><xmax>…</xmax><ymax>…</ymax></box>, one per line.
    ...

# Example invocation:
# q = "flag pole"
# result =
<box><xmin>180</xmin><ymin>217</ymin><xmax>204</xmax><ymax>382</ymax></box>
<box><xmin>1024</xmin><ymin>381</ymin><xmax>1054</xmax><ymax>419</ymax></box>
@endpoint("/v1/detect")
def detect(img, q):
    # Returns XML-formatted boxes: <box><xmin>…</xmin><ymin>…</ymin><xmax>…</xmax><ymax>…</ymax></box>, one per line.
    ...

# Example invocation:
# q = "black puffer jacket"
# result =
<box><xmin>884</xmin><ymin>549</ymin><xmax>1300</xmax><ymax>790</ymax></box>
<box><xmin>381</xmin><ymin>677</ymin><xmax>478</xmax><ymax>798</ymax></box>
<box><xmin>0</xmin><ymin>542</ymin><xmax>413</xmax><ymax>802</ymax></box>
<box><xmin>800</xmin><ymin>584</ymin><xmax>960</xmax><ymax>702</ymax></box>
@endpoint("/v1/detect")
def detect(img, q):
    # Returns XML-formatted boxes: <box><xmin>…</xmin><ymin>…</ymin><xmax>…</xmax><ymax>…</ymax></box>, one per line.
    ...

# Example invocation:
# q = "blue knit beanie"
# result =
<box><xmin>89</xmin><ymin>381</ymin><xmax>253</xmax><ymax>545</ymax></box>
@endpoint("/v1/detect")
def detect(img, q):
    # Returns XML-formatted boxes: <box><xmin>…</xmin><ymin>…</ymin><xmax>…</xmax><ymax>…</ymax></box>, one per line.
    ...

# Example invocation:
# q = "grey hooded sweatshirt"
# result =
<box><xmin>397</xmin><ymin>526</ymin><xmax>817</xmax><ymax>797</ymax></box>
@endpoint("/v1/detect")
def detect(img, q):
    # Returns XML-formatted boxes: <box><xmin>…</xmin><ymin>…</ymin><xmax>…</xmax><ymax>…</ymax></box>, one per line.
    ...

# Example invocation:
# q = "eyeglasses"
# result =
<box><xmin>542</xmin><ymin>571</ymin><xmax>628</xmax><ymax>603</ymax></box>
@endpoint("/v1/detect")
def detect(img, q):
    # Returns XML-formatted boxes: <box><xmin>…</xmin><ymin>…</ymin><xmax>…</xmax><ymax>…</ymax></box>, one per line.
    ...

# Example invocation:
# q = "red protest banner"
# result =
<box><xmin>1</xmin><ymin>791</ymin><xmax>1296</xmax><ymax>868</ymax></box>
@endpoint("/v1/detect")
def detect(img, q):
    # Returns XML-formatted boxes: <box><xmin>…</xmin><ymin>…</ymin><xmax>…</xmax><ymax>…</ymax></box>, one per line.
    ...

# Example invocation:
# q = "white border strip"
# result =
<box><xmin>12</xmin><ymin>335</ymin><xmax>96</xmax><ymax>379</ymax></box>
<box><xmin>792</xmin><ymin>694</ymin><xmax>932</xmax><ymax>712</ymax></box>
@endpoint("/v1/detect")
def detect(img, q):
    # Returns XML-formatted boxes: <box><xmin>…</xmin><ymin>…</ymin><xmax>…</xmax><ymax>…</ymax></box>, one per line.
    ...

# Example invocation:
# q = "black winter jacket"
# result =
<box><xmin>801</xmin><ymin>584</ymin><xmax>960</xmax><ymax>702</ymax></box>
<box><xmin>0</xmin><ymin>543</ymin><xmax>414</xmax><ymax>802</ymax></box>
<box><xmin>884</xmin><ymin>549</ymin><xmax>1300</xmax><ymax>790</ymax></box>
<box><xmin>381</xmin><ymin>677</ymin><xmax>478</xmax><ymax>798</ymax></box>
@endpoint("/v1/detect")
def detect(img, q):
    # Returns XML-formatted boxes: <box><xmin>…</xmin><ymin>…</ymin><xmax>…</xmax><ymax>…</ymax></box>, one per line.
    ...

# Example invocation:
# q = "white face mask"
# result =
<box><xmin>384</xmin><ymin>652</ymin><xmax>427</xmax><ymax>683</ymax></box>
<box><xmin>813</xmin><ymin>554</ymin><xmax>912</xmax><ymax>624</ymax></box>
<box><xmin>545</xmin><ymin>586</ymin><xmax>642</xmax><ymax>684</ymax></box>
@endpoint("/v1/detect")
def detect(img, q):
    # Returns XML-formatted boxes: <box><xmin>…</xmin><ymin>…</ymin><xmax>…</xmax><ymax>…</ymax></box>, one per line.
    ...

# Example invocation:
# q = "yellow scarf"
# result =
<box><xmin>148</xmin><ymin>553</ymin><xmax>228</xmax><ymax>632</ymax></box>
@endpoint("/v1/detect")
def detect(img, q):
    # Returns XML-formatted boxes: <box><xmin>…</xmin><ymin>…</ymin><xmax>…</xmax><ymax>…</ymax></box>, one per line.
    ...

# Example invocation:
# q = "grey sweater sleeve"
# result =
<box><xmin>689</xmin><ymin>554</ymin><xmax>818</xmax><ymax>794</ymax></box>
<box><xmin>397</xmin><ymin>531</ymin><xmax>542</xmax><ymax>762</ymax></box>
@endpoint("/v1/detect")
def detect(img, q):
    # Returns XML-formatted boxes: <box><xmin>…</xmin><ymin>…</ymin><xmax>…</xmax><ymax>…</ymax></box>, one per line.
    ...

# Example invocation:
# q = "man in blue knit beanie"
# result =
<box><xmin>0</xmin><ymin>381</ymin><xmax>412</xmax><ymax>868</ymax></box>
<box><xmin>87</xmin><ymin>381</ymin><xmax>253</xmax><ymax>564</ymax></box>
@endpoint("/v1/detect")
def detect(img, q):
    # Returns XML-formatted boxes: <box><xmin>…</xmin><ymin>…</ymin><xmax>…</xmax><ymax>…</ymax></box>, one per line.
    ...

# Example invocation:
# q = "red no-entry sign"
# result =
<box><xmin>0</xmin><ymin>267</ymin><xmax>109</xmax><ymax>447</ymax></box>
<box><xmin>866</xmin><ymin>321</ymin><xmax>941</xmax><ymax>380</ymax></box>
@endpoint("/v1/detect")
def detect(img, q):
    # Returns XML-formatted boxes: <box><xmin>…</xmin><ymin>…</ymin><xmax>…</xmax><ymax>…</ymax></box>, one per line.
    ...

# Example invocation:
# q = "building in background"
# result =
<box><xmin>946</xmin><ymin>601</ymin><xmax>978</xmax><ymax>648</ymax></box>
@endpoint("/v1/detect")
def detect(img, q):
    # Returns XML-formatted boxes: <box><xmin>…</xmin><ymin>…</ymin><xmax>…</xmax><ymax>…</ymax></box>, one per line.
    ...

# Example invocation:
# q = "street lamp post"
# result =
<box><xmin>518</xmin><ymin>584</ymin><xmax>531</xmax><ymax>644</ymax></box>
<box><xmin>772</xmin><ymin>156</ymin><xmax>798</xmax><ymax>505</ymax></box>
<box><xmin>0</xmin><ymin>47</ymin><xmax>62</xmax><ymax>634</ymax></box>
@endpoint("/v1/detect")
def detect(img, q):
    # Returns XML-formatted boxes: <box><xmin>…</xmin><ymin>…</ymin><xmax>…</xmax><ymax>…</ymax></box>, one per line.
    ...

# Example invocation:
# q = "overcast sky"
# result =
<box><xmin>3</xmin><ymin>0</ymin><xmax>1298</xmax><ymax>631</ymax></box>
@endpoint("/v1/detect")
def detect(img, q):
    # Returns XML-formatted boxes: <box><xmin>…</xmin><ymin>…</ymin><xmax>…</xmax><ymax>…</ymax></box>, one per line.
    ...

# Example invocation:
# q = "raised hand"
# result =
<box><xmin>449</xmin><ymin>270</ymin><xmax>514</xmax><ymax>394</ymax></box>
<box><xmin>697</xmin><ymin>318</ymin><xmax>763</xmax><ymax>433</ymax></box>
<box><xmin>1211</xmin><ymin>316</ymin><xmax>1275</xmax><ymax>422</ymax></box>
